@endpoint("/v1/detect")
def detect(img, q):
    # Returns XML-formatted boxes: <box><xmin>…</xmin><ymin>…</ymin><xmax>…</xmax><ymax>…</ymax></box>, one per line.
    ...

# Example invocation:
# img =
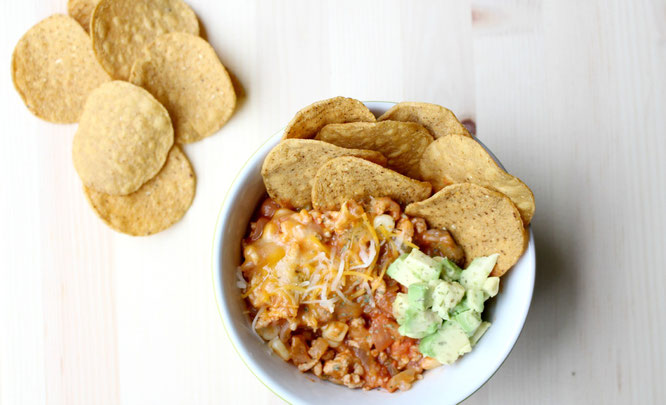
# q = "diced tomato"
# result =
<box><xmin>334</xmin><ymin>301</ymin><xmax>362</xmax><ymax>322</ymax></box>
<box><xmin>369</xmin><ymin>312</ymin><xmax>400</xmax><ymax>352</ymax></box>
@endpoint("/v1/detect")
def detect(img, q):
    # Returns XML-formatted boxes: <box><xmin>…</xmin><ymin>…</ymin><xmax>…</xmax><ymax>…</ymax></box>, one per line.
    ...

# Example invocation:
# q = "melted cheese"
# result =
<box><xmin>241</xmin><ymin>201</ymin><xmax>411</xmax><ymax>326</ymax></box>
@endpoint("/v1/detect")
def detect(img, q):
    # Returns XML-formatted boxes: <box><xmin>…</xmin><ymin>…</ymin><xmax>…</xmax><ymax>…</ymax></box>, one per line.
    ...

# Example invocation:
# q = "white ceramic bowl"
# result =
<box><xmin>212</xmin><ymin>102</ymin><xmax>535</xmax><ymax>405</ymax></box>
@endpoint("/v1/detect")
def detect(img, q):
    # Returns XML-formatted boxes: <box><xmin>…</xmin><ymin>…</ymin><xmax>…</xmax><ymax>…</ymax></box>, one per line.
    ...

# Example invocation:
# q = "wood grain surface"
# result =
<box><xmin>1</xmin><ymin>0</ymin><xmax>664</xmax><ymax>404</ymax></box>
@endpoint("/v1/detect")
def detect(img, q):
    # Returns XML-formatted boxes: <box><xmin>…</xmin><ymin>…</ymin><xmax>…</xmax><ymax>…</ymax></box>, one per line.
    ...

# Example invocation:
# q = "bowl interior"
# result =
<box><xmin>212</xmin><ymin>102</ymin><xmax>535</xmax><ymax>405</ymax></box>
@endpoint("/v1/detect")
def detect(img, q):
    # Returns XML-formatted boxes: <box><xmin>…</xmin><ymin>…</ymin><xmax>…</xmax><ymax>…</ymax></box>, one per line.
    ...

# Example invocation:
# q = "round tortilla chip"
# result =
<box><xmin>405</xmin><ymin>183</ymin><xmax>527</xmax><ymax>277</ymax></box>
<box><xmin>378</xmin><ymin>102</ymin><xmax>471</xmax><ymax>139</ymax></box>
<box><xmin>85</xmin><ymin>146</ymin><xmax>195</xmax><ymax>236</ymax></box>
<box><xmin>283</xmin><ymin>97</ymin><xmax>376</xmax><ymax>139</ymax></box>
<box><xmin>316</xmin><ymin>121</ymin><xmax>433</xmax><ymax>178</ymax></box>
<box><xmin>419</xmin><ymin>134</ymin><xmax>535</xmax><ymax>225</ymax></box>
<box><xmin>262</xmin><ymin>139</ymin><xmax>387</xmax><ymax>209</ymax></box>
<box><xmin>312</xmin><ymin>156</ymin><xmax>432</xmax><ymax>210</ymax></box>
<box><xmin>11</xmin><ymin>14</ymin><xmax>111</xmax><ymax>123</ymax></box>
<box><xmin>91</xmin><ymin>0</ymin><xmax>199</xmax><ymax>80</ymax></box>
<box><xmin>68</xmin><ymin>0</ymin><xmax>99</xmax><ymax>33</ymax></box>
<box><xmin>129</xmin><ymin>32</ymin><xmax>236</xmax><ymax>143</ymax></box>
<box><xmin>73</xmin><ymin>81</ymin><xmax>174</xmax><ymax>195</ymax></box>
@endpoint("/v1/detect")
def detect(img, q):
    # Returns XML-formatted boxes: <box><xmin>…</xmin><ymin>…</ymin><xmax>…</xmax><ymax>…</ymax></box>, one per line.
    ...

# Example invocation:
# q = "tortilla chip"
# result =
<box><xmin>85</xmin><ymin>145</ymin><xmax>195</xmax><ymax>236</ymax></box>
<box><xmin>11</xmin><ymin>14</ymin><xmax>111</xmax><ymax>123</ymax></box>
<box><xmin>129</xmin><ymin>32</ymin><xmax>236</xmax><ymax>143</ymax></box>
<box><xmin>283</xmin><ymin>97</ymin><xmax>375</xmax><ymax>139</ymax></box>
<box><xmin>73</xmin><ymin>81</ymin><xmax>174</xmax><ymax>195</ymax></box>
<box><xmin>68</xmin><ymin>0</ymin><xmax>99</xmax><ymax>32</ymax></box>
<box><xmin>378</xmin><ymin>102</ymin><xmax>471</xmax><ymax>139</ymax></box>
<box><xmin>316</xmin><ymin>121</ymin><xmax>433</xmax><ymax>178</ymax></box>
<box><xmin>91</xmin><ymin>0</ymin><xmax>199</xmax><ymax>80</ymax></box>
<box><xmin>312</xmin><ymin>156</ymin><xmax>432</xmax><ymax>210</ymax></box>
<box><xmin>419</xmin><ymin>134</ymin><xmax>535</xmax><ymax>225</ymax></box>
<box><xmin>262</xmin><ymin>139</ymin><xmax>386</xmax><ymax>209</ymax></box>
<box><xmin>405</xmin><ymin>183</ymin><xmax>527</xmax><ymax>277</ymax></box>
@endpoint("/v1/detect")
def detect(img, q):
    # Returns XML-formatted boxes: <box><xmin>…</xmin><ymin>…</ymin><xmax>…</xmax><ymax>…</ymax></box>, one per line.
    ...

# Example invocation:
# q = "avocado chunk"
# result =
<box><xmin>451</xmin><ymin>289</ymin><xmax>485</xmax><ymax>316</ymax></box>
<box><xmin>451</xmin><ymin>297</ymin><xmax>469</xmax><ymax>316</ymax></box>
<box><xmin>465</xmin><ymin>289</ymin><xmax>486</xmax><ymax>313</ymax></box>
<box><xmin>403</xmin><ymin>249</ymin><xmax>442</xmax><ymax>281</ymax></box>
<box><xmin>470</xmin><ymin>322</ymin><xmax>491</xmax><ymax>346</ymax></box>
<box><xmin>398</xmin><ymin>309</ymin><xmax>442</xmax><ymax>339</ymax></box>
<box><xmin>386</xmin><ymin>254</ymin><xmax>413</xmax><ymax>286</ymax></box>
<box><xmin>449</xmin><ymin>290</ymin><xmax>484</xmax><ymax>314</ymax></box>
<box><xmin>453</xmin><ymin>310</ymin><xmax>482</xmax><ymax>336</ymax></box>
<box><xmin>430</xmin><ymin>280</ymin><xmax>465</xmax><ymax>320</ymax></box>
<box><xmin>482</xmin><ymin>277</ymin><xmax>500</xmax><ymax>298</ymax></box>
<box><xmin>419</xmin><ymin>321</ymin><xmax>472</xmax><ymax>365</ymax></box>
<box><xmin>392</xmin><ymin>293</ymin><xmax>409</xmax><ymax>324</ymax></box>
<box><xmin>435</xmin><ymin>257</ymin><xmax>462</xmax><ymax>281</ymax></box>
<box><xmin>460</xmin><ymin>253</ymin><xmax>499</xmax><ymax>290</ymax></box>
<box><xmin>387</xmin><ymin>249</ymin><xmax>441</xmax><ymax>287</ymax></box>
<box><xmin>407</xmin><ymin>282</ymin><xmax>432</xmax><ymax>311</ymax></box>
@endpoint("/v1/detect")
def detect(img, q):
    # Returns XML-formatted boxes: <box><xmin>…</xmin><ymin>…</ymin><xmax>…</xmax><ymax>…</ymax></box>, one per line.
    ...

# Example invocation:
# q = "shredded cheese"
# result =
<box><xmin>278</xmin><ymin>287</ymin><xmax>297</xmax><ymax>306</ymax></box>
<box><xmin>342</xmin><ymin>271</ymin><xmax>373</xmax><ymax>280</ymax></box>
<box><xmin>364</xmin><ymin>282</ymin><xmax>375</xmax><ymax>307</ymax></box>
<box><xmin>241</xmin><ymin>282</ymin><xmax>259</xmax><ymax>298</ymax></box>
<box><xmin>351</xmin><ymin>241</ymin><xmax>376</xmax><ymax>270</ymax></box>
<box><xmin>330</xmin><ymin>256</ymin><xmax>346</xmax><ymax>291</ymax></box>
<box><xmin>361</xmin><ymin>213</ymin><xmax>379</xmax><ymax>245</ymax></box>
<box><xmin>377</xmin><ymin>224</ymin><xmax>391</xmax><ymax>240</ymax></box>
<box><xmin>334</xmin><ymin>288</ymin><xmax>352</xmax><ymax>304</ymax></box>
<box><xmin>361</xmin><ymin>214</ymin><xmax>380</xmax><ymax>269</ymax></box>
<box><xmin>251</xmin><ymin>306</ymin><xmax>266</xmax><ymax>336</ymax></box>
<box><xmin>372</xmin><ymin>262</ymin><xmax>389</xmax><ymax>292</ymax></box>
<box><xmin>404</xmin><ymin>239</ymin><xmax>420</xmax><ymax>250</ymax></box>
<box><xmin>350</xmin><ymin>288</ymin><xmax>367</xmax><ymax>300</ymax></box>
<box><xmin>281</xmin><ymin>284</ymin><xmax>306</xmax><ymax>293</ymax></box>
<box><xmin>236</xmin><ymin>267</ymin><xmax>248</xmax><ymax>289</ymax></box>
<box><xmin>308</xmin><ymin>235</ymin><xmax>330</xmax><ymax>255</ymax></box>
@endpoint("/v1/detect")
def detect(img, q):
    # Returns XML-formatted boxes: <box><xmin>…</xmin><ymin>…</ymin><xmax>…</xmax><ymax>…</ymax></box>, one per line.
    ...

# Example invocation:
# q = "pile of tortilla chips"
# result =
<box><xmin>262</xmin><ymin>97</ymin><xmax>535</xmax><ymax>276</ymax></box>
<box><xmin>11</xmin><ymin>0</ymin><xmax>238</xmax><ymax>236</ymax></box>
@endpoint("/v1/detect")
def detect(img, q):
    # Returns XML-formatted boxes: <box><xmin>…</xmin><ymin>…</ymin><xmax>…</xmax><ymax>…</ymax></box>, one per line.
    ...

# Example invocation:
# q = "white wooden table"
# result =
<box><xmin>1</xmin><ymin>1</ymin><xmax>664</xmax><ymax>404</ymax></box>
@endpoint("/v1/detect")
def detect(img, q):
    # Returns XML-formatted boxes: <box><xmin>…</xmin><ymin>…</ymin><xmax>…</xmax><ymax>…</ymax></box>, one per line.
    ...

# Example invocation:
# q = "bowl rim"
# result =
<box><xmin>211</xmin><ymin>101</ymin><xmax>535</xmax><ymax>404</ymax></box>
<box><xmin>211</xmin><ymin>126</ymin><xmax>289</xmax><ymax>403</ymax></box>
